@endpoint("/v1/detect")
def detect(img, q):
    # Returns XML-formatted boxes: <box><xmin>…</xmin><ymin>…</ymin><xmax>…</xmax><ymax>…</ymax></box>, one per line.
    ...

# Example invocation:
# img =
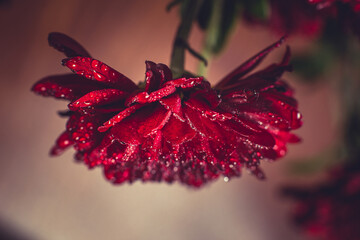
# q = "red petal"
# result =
<box><xmin>62</xmin><ymin>57</ymin><xmax>138</xmax><ymax>92</ymax></box>
<box><xmin>215</xmin><ymin>37</ymin><xmax>287</xmax><ymax>89</ymax></box>
<box><xmin>159</xmin><ymin>94</ymin><xmax>185</xmax><ymax>121</ymax></box>
<box><xmin>48</xmin><ymin>32</ymin><xmax>91</xmax><ymax>58</ymax></box>
<box><xmin>110</xmin><ymin>120</ymin><xmax>141</xmax><ymax>145</ymax></box>
<box><xmin>69</xmin><ymin>89</ymin><xmax>128</xmax><ymax>111</ymax></box>
<box><xmin>121</xmin><ymin>144</ymin><xmax>140</xmax><ymax>162</ymax></box>
<box><xmin>162</xmin><ymin>114</ymin><xmax>196</xmax><ymax>145</ymax></box>
<box><xmin>144</xmin><ymin>61</ymin><xmax>160</xmax><ymax>92</ymax></box>
<box><xmin>144</xmin><ymin>61</ymin><xmax>173</xmax><ymax>92</ymax></box>
<box><xmin>163</xmin><ymin>77</ymin><xmax>203</xmax><ymax>88</ymax></box>
<box><xmin>262</xmin><ymin>91</ymin><xmax>302</xmax><ymax>129</ymax></box>
<box><xmin>50</xmin><ymin>131</ymin><xmax>74</xmax><ymax>156</ymax></box>
<box><xmin>126</xmin><ymin>85</ymin><xmax>176</xmax><ymax>105</ymax></box>
<box><xmin>222</xmin><ymin>118</ymin><xmax>276</xmax><ymax>147</ymax></box>
<box><xmin>156</xmin><ymin>63</ymin><xmax>173</xmax><ymax>83</ymax></box>
<box><xmin>32</xmin><ymin>74</ymin><xmax>104</xmax><ymax>101</ymax></box>
<box><xmin>220</xmin><ymin>48</ymin><xmax>292</xmax><ymax>93</ymax></box>
<box><xmin>136</xmin><ymin>105</ymin><xmax>172</xmax><ymax>137</ymax></box>
<box><xmin>185</xmin><ymin>97</ymin><xmax>232</xmax><ymax>121</ymax></box>
<box><xmin>183</xmin><ymin>105</ymin><xmax>227</xmax><ymax>141</ymax></box>
<box><xmin>66</xmin><ymin>114</ymin><xmax>102</xmax><ymax>152</ymax></box>
<box><xmin>191</xmin><ymin>88</ymin><xmax>221</xmax><ymax>108</ymax></box>
<box><xmin>98</xmin><ymin>104</ymin><xmax>143</xmax><ymax>132</ymax></box>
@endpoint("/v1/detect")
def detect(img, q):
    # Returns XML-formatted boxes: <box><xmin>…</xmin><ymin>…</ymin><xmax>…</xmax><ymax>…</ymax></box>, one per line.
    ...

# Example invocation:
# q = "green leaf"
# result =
<box><xmin>291</xmin><ymin>45</ymin><xmax>335</xmax><ymax>81</ymax></box>
<box><xmin>197</xmin><ymin>0</ymin><xmax>214</xmax><ymax>30</ymax></box>
<box><xmin>239</xmin><ymin>0</ymin><xmax>270</xmax><ymax>21</ymax></box>
<box><xmin>204</xmin><ymin>0</ymin><xmax>240</xmax><ymax>55</ymax></box>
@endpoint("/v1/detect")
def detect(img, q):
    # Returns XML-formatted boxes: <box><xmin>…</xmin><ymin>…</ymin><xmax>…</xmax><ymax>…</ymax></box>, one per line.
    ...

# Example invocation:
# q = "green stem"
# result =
<box><xmin>197</xmin><ymin>0</ymin><xmax>221</xmax><ymax>77</ymax></box>
<box><xmin>170</xmin><ymin>0</ymin><xmax>202</xmax><ymax>78</ymax></box>
<box><xmin>197</xmin><ymin>48</ymin><xmax>211</xmax><ymax>77</ymax></box>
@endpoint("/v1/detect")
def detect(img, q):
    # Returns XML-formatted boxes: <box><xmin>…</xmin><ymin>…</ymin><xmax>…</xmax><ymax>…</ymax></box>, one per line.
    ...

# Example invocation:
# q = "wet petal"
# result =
<box><xmin>220</xmin><ymin>48</ymin><xmax>292</xmax><ymax>93</ymax></box>
<box><xmin>50</xmin><ymin>131</ymin><xmax>74</xmax><ymax>156</ymax></box>
<box><xmin>185</xmin><ymin>97</ymin><xmax>232</xmax><ymax>121</ymax></box>
<box><xmin>110</xmin><ymin>120</ymin><xmax>141</xmax><ymax>145</ymax></box>
<box><xmin>162</xmin><ymin>114</ymin><xmax>196</xmax><ymax>145</ymax></box>
<box><xmin>48</xmin><ymin>32</ymin><xmax>91</xmax><ymax>58</ymax></box>
<box><xmin>163</xmin><ymin>77</ymin><xmax>203</xmax><ymax>88</ymax></box>
<box><xmin>98</xmin><ymin>104</ymin><xmax>143</xmax><ymax>132</ymax></box>
<box><xmin>62</xmin><ymin>57</ymin><xmax>138</xmax><ymax>91</ymax></box>
<box><xmin>159</xmin><ymin>94</ymin><xmax>184</xmax><ymax>120</ymax></box>
<box><xmin>31</xmin><ymin>74</ymin><xmax>104</xmax><ymax>101</ymax></box>
<box><xmin>216</xmin><ymin>37</ymin><xmax>287</xmax><ymax>89</ymax></box>
<box><xmin>136</xmin><ymin>106</ymin><xmax>172</xmax><ymax>137</ymax></box>
<box><xmin>126</xmin><ymin>85</ymin><xmax>176</xmax><ymax>105</ymax></box>
<box><xmin>69</xmin><ymin>89</ymin><xmax>128</xmax><ymax>111</ymax></box>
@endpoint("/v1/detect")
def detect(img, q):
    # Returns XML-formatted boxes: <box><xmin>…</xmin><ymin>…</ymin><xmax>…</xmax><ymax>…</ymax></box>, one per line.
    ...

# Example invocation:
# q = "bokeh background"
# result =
<box><xmin>0</xmin><ymin>0</ymin><xmax>336</xmax><ymax>239</ymax></box>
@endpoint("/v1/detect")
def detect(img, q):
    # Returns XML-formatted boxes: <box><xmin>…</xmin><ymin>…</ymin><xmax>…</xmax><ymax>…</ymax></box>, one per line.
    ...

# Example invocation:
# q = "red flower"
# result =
<box><xmin>283</xmin><ymin>161</ymin><xmax>360</xmax><ymax>240</ymax></box>
<box><xmin>32</xmin><ymin>33</ymin><xmax>302</xmax><ymax>187</ymax></box>
<box><xmin>269</xmin><ymin>0</ymin><xmax>324</xmax><ymax>36</ymax></box>
<box><xmin>308</xmin><ymin>0</ymin><xmax>360</xmax><ymax>12</ymax></box>
<box><xmin>308</xmin><ymin>0</ymin><xmax>360</xmax><ymax>37</ymax></box>
<box><xmin>263</xmin><ymin>0</ymin><xmax>360</xmax><ymax>38</ymax></box>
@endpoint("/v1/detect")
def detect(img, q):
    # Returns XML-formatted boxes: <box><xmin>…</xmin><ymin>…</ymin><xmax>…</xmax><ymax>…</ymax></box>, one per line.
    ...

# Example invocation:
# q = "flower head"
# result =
<box><xmin>32</xmin><ymin>33</ymin><xmax>302</xmax><ymax>187</ymax></box>
<box><xmin>283</xmin><ymin>161</ymin><xmax>360</xmax><ymax>240</ymax></box>
<box><xmin>258</xmin><ymin>0</ymin><xmax>360</xmax><ymax>38</ymax></box>
<box><xmin>308</xmin><ymin>0</ymin><xmax>360</xmax><ymax>38</ymax></box>
<box><xmin>268</xmin><ymin>0</ymin><xmax>324</xmax><ymax>36</ymax></box>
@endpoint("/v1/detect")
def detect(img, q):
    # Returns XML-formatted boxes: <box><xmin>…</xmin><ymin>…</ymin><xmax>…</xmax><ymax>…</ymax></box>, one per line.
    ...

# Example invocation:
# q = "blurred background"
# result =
<box><xmin>0</xmin><ymin>0</ymin><xmax>337</xmax><ymax>239</ymax></box>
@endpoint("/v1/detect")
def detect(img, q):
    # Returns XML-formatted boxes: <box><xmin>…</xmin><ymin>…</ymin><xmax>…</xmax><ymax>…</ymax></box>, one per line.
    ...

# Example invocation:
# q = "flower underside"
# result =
<box><xmin>32</xmin><ymin>33</ymin><xmax>302</xmax><ymax>187</ymax></box>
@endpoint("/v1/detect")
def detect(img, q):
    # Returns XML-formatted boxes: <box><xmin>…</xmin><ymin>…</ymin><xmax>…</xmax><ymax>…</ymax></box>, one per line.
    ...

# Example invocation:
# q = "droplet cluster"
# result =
<box><xmin>32</xmin><ymin>33</ymin><xmax>302</xmax><ymax>187</ymax></box>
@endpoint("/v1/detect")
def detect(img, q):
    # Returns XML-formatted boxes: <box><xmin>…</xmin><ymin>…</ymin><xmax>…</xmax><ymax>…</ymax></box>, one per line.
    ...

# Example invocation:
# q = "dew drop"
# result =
<box><xmin>297</xmin><ymin>112</ymin><xmax>302</xmax><ymax>119</ymax></box>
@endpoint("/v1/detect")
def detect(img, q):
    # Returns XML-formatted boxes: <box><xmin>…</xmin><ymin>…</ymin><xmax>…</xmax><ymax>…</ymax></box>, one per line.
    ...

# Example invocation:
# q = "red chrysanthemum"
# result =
<box><xmin>32</xmin><ymin>33</ymin><xmax>302</xmax><ymax>187</ymax></box>
<box><xmin>241</xmin><ymin>0</ymin><xmax>324</xmax><ymax>37</ymax></box>
<box><xmin>308</xmin><ymin>0</ymin><xmax>360</xmax><ymax>11</ymax></box>
<box><xmin>308</xmin><ymin>0</ymin><xmax>360</xmax><ymax>37</ymax></box>
<box><xmin>263</xmin><ymin>0</ymin><xmax>360</xmax><ymax>38</ymax></box>
<box><xmin>283</xmin><ymin>161</ymin><xmax>360</xmax><ymax>240</ymax></box>
<box><xmin>268</xmin><ymin>0</ymin><xmax>324</xmax><ymax>37</ymax></box>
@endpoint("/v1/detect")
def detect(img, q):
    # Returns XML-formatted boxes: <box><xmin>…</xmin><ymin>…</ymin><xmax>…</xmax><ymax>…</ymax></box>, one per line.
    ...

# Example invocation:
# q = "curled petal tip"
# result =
<box><xmin>61</xmin><ymin>58</ymin><xmax>69</xmax><ymax>66</ymax></box>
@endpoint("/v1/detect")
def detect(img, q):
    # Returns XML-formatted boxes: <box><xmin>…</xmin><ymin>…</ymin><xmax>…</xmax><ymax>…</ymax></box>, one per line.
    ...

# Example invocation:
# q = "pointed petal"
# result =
<box><xmin>126</xmin><ymin>85</ymin><xmax>176</xmax><ymax>105</ymax></box>
<box><xmin>159</xmin><ymin>94</ymin><xmax>185</xmax><ymax>121</ymax></box>
<box><xmin>32</xmin><ymin>74</ymin><xmax>104</xmax><ymax>101</ymax></box>
<box><xmin>156</xmin><ymin>63</ymin><xmax>173</xmax><ymax>83</ymax></box>
<box><xmin>144</xmin><ymin>61</ymin><xmax>174</xmax><ymax>92</ymax></box>
<box><xmin>162</xmin><ymin>115</ymin><xmax>196</xmax><ymax>145</ymax></box>
<box><xmin>48</xmin><ymin>32</ymin><xmax>91</xmax><ymax>57</ymax></box>
<box><xmin>137</xmin><ymin>106</ymin><xmax>172</xmax><ymax>137</ymax></box>
<box><xmin>222</xmin><ymin>119</ymin><xmax>276</xmax><ymax>147</ymax></box>
<box><xmin>215</xmin><ymin>37</ymin><xmax>287</xmax><ymax>89</ymax></box>
<box><xmin>110</xmin><ymin>120</ymin><xmax>141</xmax><ymax>145</ymax></box>
<box><xmin>98</xmin><ymin>104</ymin><xmax>143</xmax><ymax>132</ymax></box>
<box><xmin>62</xmin><ymin>57</ymin><xmax>138</xmax><ymax>91</ymax></box>
<box><xmin>50</xmin><ymin>131</ymin><xmax>74</xmax><ymax>156</ymax></box>
<box><xmin>220</xmin><ymin>63</ymin><xmax>292</xmax><ymax>94</ymax></box>
<box><xmin>69</xmin><ymin>89</ymin><xmax>128</xmax><ymax>111</ymax></box>
<box><xmin>185</xmin><ymin>97</ymin><xmax>232</xmax><ymax>121</ymax></box>
<box><xmin>163</xmin><ymin>77</ymin><xmax>203</xmax><ymax>88</ymax></box>
<box><xmin>66</xmin><ymin>114</ymin><xmax>102</xmax><ymax>152</ymax></box>
<box><xmin>144</xmin><ymin>61</ymin><xmax>162</xmax><ymax>92</ymax></box>
<box><xmin>183</xmin><ymin>105</ymin><xmax>227</xmax><ymax>141</ymax></box>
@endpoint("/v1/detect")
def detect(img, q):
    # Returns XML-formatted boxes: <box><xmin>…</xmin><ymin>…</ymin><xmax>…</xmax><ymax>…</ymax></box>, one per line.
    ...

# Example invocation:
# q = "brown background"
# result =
<box><xmin>0</xmin><ymin>0</ymin><xmax>336</xmax><ymax>239</ymax></box>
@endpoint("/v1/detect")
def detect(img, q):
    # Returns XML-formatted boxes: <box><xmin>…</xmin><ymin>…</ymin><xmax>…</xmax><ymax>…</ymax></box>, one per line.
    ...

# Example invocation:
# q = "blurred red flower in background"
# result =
<box><xmin>244</xmin><ymin>0</ymin><xmax>360</xmax><ymax>38</ymax></box>
<box><xmin>283</xmin><ymin>161</ymin><xmax>360</xmax><ymax>240</ymax></box>
<box><xmin>32</xmin><ymin>33</ymin><xmax>301</xmax><ymax>187</ymax></box>
<box><xmin>308</xmin><ymin>0</ymin><xmax>360</xmax><ymax>37</ymax></box>
<box><xmin>268</xmin><ymin>0</ymin><xmax>324</xmax><ymax>36</ymax></box>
